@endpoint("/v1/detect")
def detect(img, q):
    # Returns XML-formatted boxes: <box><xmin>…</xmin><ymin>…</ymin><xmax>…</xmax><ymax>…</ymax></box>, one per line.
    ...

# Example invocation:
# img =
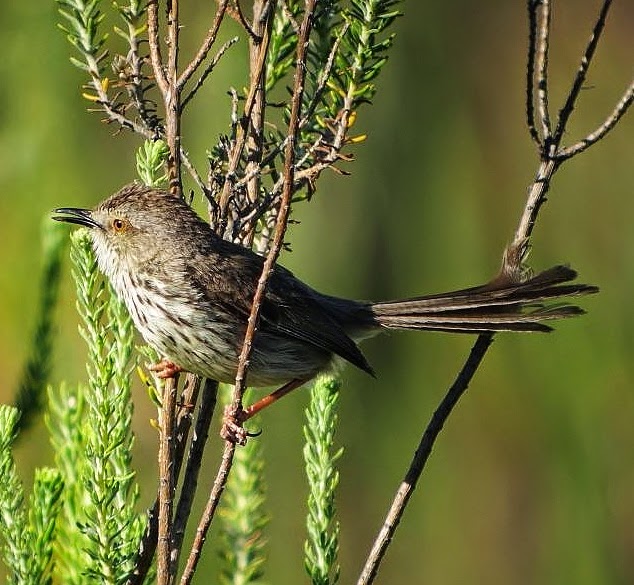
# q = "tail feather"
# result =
<box><xmin>371</xmin><ymin>265</ymin><xmax>598</xmax><ymax>333</ymax></box>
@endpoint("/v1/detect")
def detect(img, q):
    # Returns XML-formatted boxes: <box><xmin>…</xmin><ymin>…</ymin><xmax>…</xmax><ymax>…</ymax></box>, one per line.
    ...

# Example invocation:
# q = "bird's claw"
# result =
<box><xmin>220</xmin><ymin>405</ymin><xmax>261</xmax><ymax>446</ymax></box>
<box><xmin>148</xmin><ymin>359</ymin><xmax>182</xmax><ymax>379</ymax></box>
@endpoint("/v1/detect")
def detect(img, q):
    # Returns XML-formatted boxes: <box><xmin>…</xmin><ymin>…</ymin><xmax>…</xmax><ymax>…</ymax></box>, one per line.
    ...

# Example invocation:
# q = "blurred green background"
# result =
<box><xmin>2</xmin><ymin>1</ymin><xmax>634</xmax><ymax>584</ymax></box>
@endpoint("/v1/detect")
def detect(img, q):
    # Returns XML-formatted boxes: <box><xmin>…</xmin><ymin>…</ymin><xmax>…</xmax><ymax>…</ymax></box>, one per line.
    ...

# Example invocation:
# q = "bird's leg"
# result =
<box><xmin>244</xmin><ymin>378</ymin><xmax>308</xmax><ymax>418</ymax></box>
<box><xmin>149</xmin><ymin>358</ymin><xmax>183</xmax><ymax>379</ymax></box>
<box><xmin>221</xmin><ymin>378</ymin><xmax>308</xmax><ymax>445</ymax></box>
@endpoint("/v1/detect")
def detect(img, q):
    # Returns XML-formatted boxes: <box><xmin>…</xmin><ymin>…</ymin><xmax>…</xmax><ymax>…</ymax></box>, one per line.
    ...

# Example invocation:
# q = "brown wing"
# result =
<box><xmin>184</xmin><ymin>242</ymin><xmax>374</xmax><ymax>376</ymax></box>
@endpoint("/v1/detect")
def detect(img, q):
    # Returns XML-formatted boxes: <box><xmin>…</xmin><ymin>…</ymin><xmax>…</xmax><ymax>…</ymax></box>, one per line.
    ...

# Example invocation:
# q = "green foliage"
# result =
<box><xmin>256</xmin><ymin>0</ymin><xmax>402</xmax><ymax>210</ymax></box>
<box><xmin>26</xmin><ymin>469</ymin><xmax>65</xmax><ymax>585</ymax></box>
<box><xmin>337</xmin><ymin>0</ymin><xmax>401</xmax><ymax>105</ymax></box>
<box><xmin>1</xmin><ymin>229</ymin><xmax>144</xmax><ymax>584</ymax></box>
<box><xmin>57</xmin><ymin>0</ymin><xmax>159</xmax><ymax>132</ymax></box>
<box><xmin>34</xmin><ymin>232</ymin><xmax>143</xmax><ymax>585</ymax></box>
<box><xmin>303</xmin><ymin>376</ymin><xmax>343</xmax><ymax>585</ymax></box>
<box><xmin>0</xmin><ymin>406</ymin><xmax>28</xmax><ymax>582</ymax></box>
<box><xmin>265</xmin><ymin>1</ymin><xmax>302</xmax><ymax>92</ymax></box>
<box><xmin>46</xmin><ymin>228</ymin><xmax>144</xmax><ymax>584</ymax></box>
<box><xmin>46</xmin><ymin>382</ymin><xmax>87</xmax><ymax>584</ymax></box>
<box><xmin>41</xmin><ymin>1</ymin><xmax>403</xmax><ymax>582</ymax></box>
<box><xmin>136</xmin><ymin>139</ymin><xmax>170</xmax><ymax>188</ymax></box>
<box><xmin>219</xmin><ymin>389</ymin><xmax>269</xmax><ymax>585</ymax></box>
<box><xmin>113</xmin><ymin>0</ymin><xmax>144</xmax><ymax>35</ymax></box>
<box><xmin>57</xmin><ymin>0</ymin><xmax>107</xmax><ymax>75</ymax></box>
<box><xmin>301</xmin><ymin>0</ymin><xmax>401</xmax><ymax>135</ymax></box>
<box><xmin>14</xmin><ymin>220</ymin><xmax>66</xmax><ymax>433</ymax></box>
<box><xmin>0</xmin><ymin>406</ymin><xmax>64</xmax><ymax>585</ymax></box>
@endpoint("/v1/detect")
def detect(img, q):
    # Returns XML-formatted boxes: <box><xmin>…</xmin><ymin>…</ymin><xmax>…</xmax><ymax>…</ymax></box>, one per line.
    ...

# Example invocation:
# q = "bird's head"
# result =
<box><xmin>53</xmin><ymin>183</ymin><xmax>205</xmax><ymax>275</ymax></box>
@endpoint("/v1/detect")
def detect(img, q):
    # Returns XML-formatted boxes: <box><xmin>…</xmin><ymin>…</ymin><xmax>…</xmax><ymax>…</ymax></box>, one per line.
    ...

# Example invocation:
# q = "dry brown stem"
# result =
<box><xmin>179</xmin><ymin>0</ymin><xmax>317</xmax><ymax>580</ymax></box>
<box><xmin>157</xmin><ymin>375</ymin><xmax>178</xmax><ymax>585</ymax></box>
<box><xmin>356</xmin><ymin>2</ymin><xmax>633</xmax><ymax>582</ymax></box>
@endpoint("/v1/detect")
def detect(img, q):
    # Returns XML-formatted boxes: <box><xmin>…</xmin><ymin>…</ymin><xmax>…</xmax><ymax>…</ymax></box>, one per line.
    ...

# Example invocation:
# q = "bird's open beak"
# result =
<box><xmin>52</xmin><ymin>207</ymin><xmax>102</xmax><ymax>229</ymax></box>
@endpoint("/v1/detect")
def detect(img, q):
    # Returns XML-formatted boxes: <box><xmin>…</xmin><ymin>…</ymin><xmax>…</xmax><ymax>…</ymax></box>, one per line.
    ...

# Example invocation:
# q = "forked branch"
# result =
<box><xmin>357</xmin><ymin>2</ymin><xmax>633</xmax><ymax>583</ymax></box>
<box><xmin>179</xmin><ymin>2</ymin><xmax>317</xmax><ymax>581</ymax></box>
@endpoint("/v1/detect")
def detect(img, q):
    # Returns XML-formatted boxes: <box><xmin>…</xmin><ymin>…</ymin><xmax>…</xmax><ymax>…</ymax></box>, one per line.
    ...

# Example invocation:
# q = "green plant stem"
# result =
<box><xmin>303</xmin><ymin>376</ymin><xmax>342</xmax><ymax>585</ymax></box>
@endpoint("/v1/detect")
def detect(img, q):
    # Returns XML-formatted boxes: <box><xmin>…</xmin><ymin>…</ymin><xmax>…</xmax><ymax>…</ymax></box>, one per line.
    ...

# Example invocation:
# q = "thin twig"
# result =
<box><xmin>179</xmin><ymin>2</ymin><xmax>316</xmax><ymax>580</ymax></box>
<box><xmin>228</xmin><ymin>0</ymin><xmax>259</xmax><ymax>40</ymax></box>
<box><xmin>165</xmin><ymin>0</ymin><xmax>182</xmax><ymax>194</ymax></box>
<box><xmin>512</xmin><ymin>157</ymin><xmax>558</xmax><ymax>246</ymax></box>
<box><xmin>526</xmin><ymin>0</ymin><xmax>541</xmax><ymax>146</ymax></box>
<box><xmin>131</xmin><ymin>374</ymin><xmax>208</xmax><ymax>585</ymax></box>
<box><xmin>244</xmin><ymin>0</ymin><xmax>275</xmax><ymax>246</ymax></box>
<box><xmin>259</xmin><ymin>83</ymin><xmax>360</xmax><ymax>217</ymax></box>
<box><xmin>179</xmin><ymin>442</ymin><xmax>236</xmax><ymax>585</ymax></box>
<box><xmin>235</xmin><ymin>134</ymin><xmax>290</xmax><ymax>190</ymax></box>
<box><xmin>229</xmin><ymin>0</ymin><xmax>313</xmax><ymax>421</ymax></box>
<box><xmin>120</xmin><ymin>22</ymin><xmax>159</xmax><ymax>134</ymax></box>
<box><xmin>172</xmin><ymin>379</ymin><xmax>219</xmax><ymax>565</ymax></box>
<box><xmin>552</xmin><ymin>0</ymin><xmax>613</xmax><ymax>145</ymax></box>
<box><xmin>536</xmin><ymin>0</ymin><xmax>552</xmax><ymax>141</ymax></box>
<box><xmin>264</xmin><ymin>29</ymin><xmax>364</xmax><ymax>197</ymax></box>
<box><xmin>147</xmin><ymin>0</ymin><xmax>169</xmax><ymax>95</ymax></box>
<box><xmin>180</xmin><ymin>148</ymin><xmax>208</xmax><ymax>194</ymax></box>
<box><xmin>153</xmin><ymin>5</ymin><xmax>183</xmax><ymax>577</ymax></box>
<box><xmin>356</xmin><ymin>2</ymin><xmax>629</xmax><ymax>582</ymax></box>
<box><xmin>93</xmin><ymin>96</ymin><xmax>154</xmax><ymax>138</ymax></box>
<box><xmin>299</xmin><ymin>21</ymin><xmax>350</xmax><ymax>129</ymax></box>
<box><xmin>217</xmin><ymin>23</ymin><xmax>273</xmax><ymax>227</ymax></box>
<box><xmin>356</xmin><ymin>334</ymin><xmax>494</xmax><ymax>585</ymax></box>
<box><xmin>182</xmin><ymin>37</ymin><xmax>240</xmax><ymax>110</ymax></box>
<box><xmin>80</xmin><ymin>25</ymin><xmax>155</xmax><ymax>139</ymax></box>
<box><xmin>178</xmin><ymin>0</ymin><xmax>229</xmax><ymax>91</ymax></box>
<box><xmin>157</xmin><ymin>376</ymin><xmax>178</xmax><ymax>585</ymax></box>
<box><xmin>557</xmin><ymin>78</ymin><xmax>634</xmax><ymax>160</ymax></box>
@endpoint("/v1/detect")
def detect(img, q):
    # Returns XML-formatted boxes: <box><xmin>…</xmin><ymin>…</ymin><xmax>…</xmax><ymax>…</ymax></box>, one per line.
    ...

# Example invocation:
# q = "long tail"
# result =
<box><xmin>370</xmin><ymin>265</ymin><xmax>598</xmax><ymax>333</ymax></box>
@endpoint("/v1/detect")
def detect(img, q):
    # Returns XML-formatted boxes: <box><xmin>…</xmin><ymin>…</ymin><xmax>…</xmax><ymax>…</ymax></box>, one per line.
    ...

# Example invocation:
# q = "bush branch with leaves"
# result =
<box><xmin>1</xmin><ymin>1</ymin><xmax>632</xmax><ymax>584</ymax></box>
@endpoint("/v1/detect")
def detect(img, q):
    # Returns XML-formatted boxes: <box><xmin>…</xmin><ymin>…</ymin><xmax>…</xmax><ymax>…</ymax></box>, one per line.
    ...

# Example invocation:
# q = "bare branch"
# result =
<box><xmin>227</xmin><ymin>0</ymin><xmax>258</xmax><ymax>40</ymax></box>
<box><xmin>118</xmin><ymin>21</ymin><xmax>160</xmax><ymax>134</ymax></box>
<box><xmin>552</xmin><ymin>0</ymin><xmax>613</xmax><ymax>145</ymax></box>
<box><xmin>557</xmin><ymin>77</ymin><xmax>634</xmax><ymax>160</ymax></box>
<box><xmin>357</xmin><ymin>2</ymin><xmax>630</xmax><ymax>582</ymax></box>
<box><xmin>178</xmin><ymin>0</ymin><xmax>229</xmax><ymax>91</ymax></box>
<box><xmin>180</xmin><ymin>148</ymin><xmax>208</xmax><ymax>195</ymax></box>
<box><xmin>179</xmin><ymin>442</ymin><xmax>236</xmax><ymax>585</ymax></box>
<box><xmin>243</xmin><ymin>0</ymin><xmax>276</xmax><ymax>247</ymax></box>
<box><xmin>157</xmin><ymin>376</ymin><xmax>178</xmax><ymax>585</ymax></box>
<box><xmin>131</xmin><ymin>374</ymin><xmax>208</xmax><ymax>585</ymax></box>
<box><xmin>93</xmin><ymin>95</ymin><xmax>155</xmax><ymax>138</ymax></box>
<box><xmin>526</xmin><ymin>0</ymin><xmax>541</xmax><ymax>146</ymax></box>
<box><xmin>181</xmin><ymin>1</ymin><xmax>316</xmax><ymax>579</ymax></box>
<box><xmin>299</xmin><ymin>21</ymin><xmax>350</xmax><ymax>128</ymax></box>
<box><xmin>181</xmin><ymin>37</ymin><xmax>239</xmax><ymax>110</ymax></box>
<box><xmin>147</xmin><ymin>0</ymin><xmax>169</xmax><ymax>95</ymax></box>
<box><xmin>512</xmin><ymin>158</ymin><xmax>558</xmax><ymax>247</ymax></box>
<box><xmin>228</xmin><ymin>0</ymin><xmax>312</xmax><ymax>432</ymax></box>
<box><xmin>217</xmin><ymin>19</ymin><xmax>273</xmax><ymax>226</ymax></box>
<box><xmin>356</xmin><ymin>335</ymin><xmax>494</xmax><ymax>585</ymax></box>
<box><xmin>172</xmin><ymin>380</ymin><xmax>219</xmax><ymax>571</ymax></box>
<box><xmin>536</xmin><ymin>0</ymin><xmax>552</xmax><ymax>141</ymax></box>
<box><xmin>165</xmin><ymin>0</ymin><xmax>182</xmax><ymax>194</ymax></box>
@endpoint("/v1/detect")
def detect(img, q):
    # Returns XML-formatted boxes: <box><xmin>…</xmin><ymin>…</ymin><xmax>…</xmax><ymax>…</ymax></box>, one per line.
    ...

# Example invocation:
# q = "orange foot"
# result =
<box><xmin>148</xmin><ymin>358</ymin><xmax>183</xmax><ymax>379</ymax></box>
<box><xmin>220</xmin><ymin>405</ymin><xmax>261</xmax><ymax>446</ymax></box>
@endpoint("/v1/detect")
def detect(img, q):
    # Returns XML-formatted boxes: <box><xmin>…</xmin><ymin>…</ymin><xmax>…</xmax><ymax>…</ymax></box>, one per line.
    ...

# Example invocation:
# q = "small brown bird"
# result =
<box><xmin>53</xmin><ymin>184</ymin><xmax>597</xmax><ymax>440</ymax></box>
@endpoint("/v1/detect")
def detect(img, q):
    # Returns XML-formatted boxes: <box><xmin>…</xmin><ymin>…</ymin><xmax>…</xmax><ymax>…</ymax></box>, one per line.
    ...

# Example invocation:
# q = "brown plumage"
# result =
<box><xmin>53</xmin><ymin>183</ymin><xmax>598</xmax><ymax>389</ymax></box>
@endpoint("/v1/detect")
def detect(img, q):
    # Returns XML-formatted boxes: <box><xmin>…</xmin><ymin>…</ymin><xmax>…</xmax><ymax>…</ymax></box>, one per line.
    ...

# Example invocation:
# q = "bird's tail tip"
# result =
<box><xmin>371</xmin><ymin>263</ymin><xmax>598</xmax><ymax>334</ymax></box>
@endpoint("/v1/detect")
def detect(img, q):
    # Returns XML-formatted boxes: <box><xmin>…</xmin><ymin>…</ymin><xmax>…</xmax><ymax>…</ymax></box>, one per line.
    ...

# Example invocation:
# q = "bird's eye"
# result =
<box><xmin>112</xmin><ymin>218</ymin><xmax>126</xmax><ymax>232</ymax></box>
